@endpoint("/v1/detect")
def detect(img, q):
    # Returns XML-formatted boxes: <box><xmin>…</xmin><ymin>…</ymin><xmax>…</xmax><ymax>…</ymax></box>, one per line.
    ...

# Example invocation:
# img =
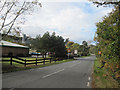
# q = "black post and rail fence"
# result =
<box><xmin>1</xmin><ymin>56</ymin><xmax>63</xmax><ymax>67</ymax></box>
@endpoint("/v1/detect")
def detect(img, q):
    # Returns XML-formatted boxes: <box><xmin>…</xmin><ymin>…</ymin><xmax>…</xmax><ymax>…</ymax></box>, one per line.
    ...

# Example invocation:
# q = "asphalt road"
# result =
<box><xmin>2</xmin><ymin>55</ymin><xmax>96</xmax><ymax>88</ymax></box>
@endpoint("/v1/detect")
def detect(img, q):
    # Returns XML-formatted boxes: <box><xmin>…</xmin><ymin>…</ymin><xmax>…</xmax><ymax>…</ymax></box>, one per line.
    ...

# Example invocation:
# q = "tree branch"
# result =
<box><xmin>0</xmin><ymin>0</ymin><xmax>42</xmax><ymax>40</ymax></box>
<box><xmin>1</xmin><ymin>1</ymin><xmax>26</xmax><ymax>40</ymax></box>
<box><xmin>0</xmin><ymin>1</ymin><xmax>15</xmax><ymax>31</ymax></box>
<box><xmin>93</xmin><ymin>1</ymin><xmax>120</xmax><ymax>7</ymax></box>
<box><xmin>0</xmin><ymin>0</ymin><xmax>7</xmax><ymax>13</ymax></box>
<box><xmin>1</xmin><ymin>20</ymin><xmax>15</xmax><ymax>40</ymax></box>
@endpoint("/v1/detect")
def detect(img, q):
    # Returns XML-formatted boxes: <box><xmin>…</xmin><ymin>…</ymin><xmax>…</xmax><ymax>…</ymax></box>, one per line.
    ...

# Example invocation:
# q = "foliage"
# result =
<box><xmin>31</xmin><ymin>32</ymin><xmax>91</xmax><ymax>58</ymax></box>
<box><xmin>65</xmin><ymin>38</ymin><xmax>69</xmax><ymax>44</ymax></box>
<box><xmin>89</xmin><ymin>45</ymin><xmax>96</xmax><ymax>54</ymax></box>
<box><xmin>94</xmin><ymin>6</ymin><xmax>120</xmax><ymax>82</ymax></box>
<box><xmin>31</xmin><ymin>32</ymin><xmax>67</xmax><ymax>58</ymax></box>
<box><xmin>65</xmin><ymin>40</ymin><xmax>90</xmax><ymax>56</ymax></box>
<box><xmin>93</xmin><ymin>59</ymin><xmax>119</xmax><ymax>88</ymax></box>
<box><xmin>30</xmin><ymin>34</ymin><xmax>41</xmax><ymax>51</ymax></box>
<box><xmin>72</xmin><ymin>43</ymin><xmax>80</xmax><ymax>52</ymax></box>
<box><xmin>66</xmin><ymin>41</ymin><xmax>74</xmax><ymax>49</ymax></box>
<box><xmin>81</xmin><ymin>41</ymin><xmax>90</xmax><ymax>56</ymax></box>
<box><xmin>49</xmin><ymin>32</ymin><xmax>67</xmax><ymax>58</ymax></box>
<box><xmin>66</xmin><ymin>41</ymin><xmax>79</xmax><ymax>55</ymax></box>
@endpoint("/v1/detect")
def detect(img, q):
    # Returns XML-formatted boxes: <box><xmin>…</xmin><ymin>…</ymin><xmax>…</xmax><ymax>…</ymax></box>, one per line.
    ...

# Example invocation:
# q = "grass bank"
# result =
<box><xmin>92</xmin><ymin>59</ymin><xmax>119</xmax><ymax>88</ymax></box>
<box><xmin>2</xmin><ymin>58</ymin><xmax>74</xmax><ymax>73</ymax></box>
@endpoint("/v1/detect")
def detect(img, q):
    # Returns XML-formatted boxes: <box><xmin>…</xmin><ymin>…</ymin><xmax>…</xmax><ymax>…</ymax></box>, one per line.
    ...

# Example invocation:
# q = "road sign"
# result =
<box><xmin>98</xmin><ymin>51</ymin><xmax>101</xmax><ymax>55</ymax></box>
<box><xmin>74</xmin><ymin>50</ymin><xmax>78</xmax><ymax>54</ymax></box>
<box><xmin>67</xmin><ymin>48</ymin><xmax>71</xmax><ymax>53</ymax></box>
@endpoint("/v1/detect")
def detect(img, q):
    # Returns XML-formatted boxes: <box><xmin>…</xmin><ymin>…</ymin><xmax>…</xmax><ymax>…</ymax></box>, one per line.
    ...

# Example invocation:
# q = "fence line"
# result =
<box><xmin>1</xmin><ymin>56</ymin><xmax>63</xmax><ymax>67</ymax></box>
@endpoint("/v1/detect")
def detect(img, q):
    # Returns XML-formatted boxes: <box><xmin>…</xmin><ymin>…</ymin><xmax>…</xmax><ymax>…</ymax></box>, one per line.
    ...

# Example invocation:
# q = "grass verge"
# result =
<box><xmin>92</xmin><ymin>59</ymin><xmax>119</xmax><ymax>88</ymax></box>
<box><xmin>2</xmin><ymin>59</ymin><xmax>74</xmax><ymax>73</ymax></box>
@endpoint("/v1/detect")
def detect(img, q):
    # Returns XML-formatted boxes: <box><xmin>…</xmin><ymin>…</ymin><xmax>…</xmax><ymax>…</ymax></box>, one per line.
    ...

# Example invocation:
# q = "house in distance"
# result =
<box><xmin>0</xmin><ymin>40</ymin><xmax>29</xmax><ymax>57</ymax></box>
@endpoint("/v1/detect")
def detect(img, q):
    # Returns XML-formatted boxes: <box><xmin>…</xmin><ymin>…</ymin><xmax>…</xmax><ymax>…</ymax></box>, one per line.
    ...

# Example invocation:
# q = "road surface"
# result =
<box><xmin>2</xmin><ymin>55</ymin><xmax>96</xmax><ymax>88</ymax></box>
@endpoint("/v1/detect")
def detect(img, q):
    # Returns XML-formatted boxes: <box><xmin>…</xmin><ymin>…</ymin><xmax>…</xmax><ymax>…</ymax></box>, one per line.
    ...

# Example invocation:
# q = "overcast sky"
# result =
<box><xmin>21</xmin><ymin>0</ymin><xmax>113</xmax><ymax>44</ymax></box>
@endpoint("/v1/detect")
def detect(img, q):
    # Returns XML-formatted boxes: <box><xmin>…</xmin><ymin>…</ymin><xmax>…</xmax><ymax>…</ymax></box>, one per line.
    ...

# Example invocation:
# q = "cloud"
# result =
<box><xmin>21</xmin><ymin>1</ymin><xmax>113</xmax><ymax>44</ymax></box>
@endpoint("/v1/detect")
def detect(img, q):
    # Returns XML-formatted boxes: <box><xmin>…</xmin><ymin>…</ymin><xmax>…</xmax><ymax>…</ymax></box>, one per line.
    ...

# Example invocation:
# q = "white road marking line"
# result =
<box><xmin>42</xmin><ymin>69</ymin><xmax>64</xmax><ymax>78</ymax></box>
<box><xmin>88</xmin><ymin>77</ymin><xmax>91</xmax><ymax>81</ymax></box>
<box><xmin>87</xmin><ymin>82</ymin><xmax>90</xmax><ymax>87</ymax></box>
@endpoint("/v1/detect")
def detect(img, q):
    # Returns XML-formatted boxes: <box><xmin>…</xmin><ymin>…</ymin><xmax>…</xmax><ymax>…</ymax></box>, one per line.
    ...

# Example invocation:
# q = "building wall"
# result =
<box><xmin>2</xmin><ymin>46</ymin><xmax>29</xmax><ymax>56</ymax></box>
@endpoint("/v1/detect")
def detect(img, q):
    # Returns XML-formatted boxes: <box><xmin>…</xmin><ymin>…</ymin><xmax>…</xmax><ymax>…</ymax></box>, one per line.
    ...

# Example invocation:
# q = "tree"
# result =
<box><xmin>65</xmin><ymin>38</ymin><xmax>69</xmax><ymax>44</ymax></box>
<box><xmin>95</xmin><ymin>7</ymin><xmax>120</xmax><ymax>81</ymax></box>
<box><xmin>71</xmin><ymin>43</ymin><xmax>80</xmax><ymax>55</ymax></box>
<box><xmin>48</xmin><ymin>32</ymin><xmax>67</xmax><ymax>58</ymax></box>
<box><xmin>49</xmin><ymin>32</ymin><xmax>57</xmax><ymax>53</ymax></box>
<box><xmin>0</xmin><ymin>0</ymin><xmax>42</xmax><ymax>40</ymax></box>
<box><xmin>89</xmin><ymin>0</ymin><xmax>120</xmax><ymax>7</ymax></box>
<box><xmin>66</xmin><ymin>41</ymin><xmax>74</xmax><ymax>48</ymax></box>
<box><xmin>40</xmin><ymin>31</ymin><xmax>50</xmax><ymax>58</ymax></box>
<box><xmin>82</xmin><ymin>41</ymin><xmax>88</xmax><ymax>47</ymax></box>
<box><xmin>90</xmin><ymin>0</ymin><xmax>120</xmax><ymax>82</ymax></box>
<box><xmin>53</xmin><ymin>35</ymin><xmax>67</xmax><ymax>58</ymax></box>
<box><xmin>65</xmin><ymin>41</ymin><xmax>74</xmax><ymax>54</ymax></box>
<box><xmin>89</xmin><ymin>45</ymin><xmax>95</xmax><ymax>54</ymax></box>
<box><xmin>81</xmin><ymin>41</ymin><xmax>89</xmax><ymax>56</ymax></box>
<box><xmin>72</xmin><ymin>43</ymin><xmax>80</xmax><ymax>50</ymax></box>
<box><xmin>66</xmin><ymin>41</ymin><xmax>74</xmax><ymax>49</ymax></box>
<box><xmin>31</xmin><ymin>32</ymin><xmax>67</xmax><ymax>58</ymax></box>
<box><xmin>30</xmin><ymin>34</ymin><xmax>41</xmax><ymax>51</ymax></box>
<box><xmin>89</xmin><ymin>0</ymin><xmax>120</xmax><ymax>24</ymax></box>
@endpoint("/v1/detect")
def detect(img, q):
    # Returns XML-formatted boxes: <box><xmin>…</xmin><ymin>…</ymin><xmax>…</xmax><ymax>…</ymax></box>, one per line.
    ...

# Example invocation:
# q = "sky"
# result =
<box><xmin>21</xmin><ymin>0</ymin><xmax>113</xmax><ymax>44</ymax></box>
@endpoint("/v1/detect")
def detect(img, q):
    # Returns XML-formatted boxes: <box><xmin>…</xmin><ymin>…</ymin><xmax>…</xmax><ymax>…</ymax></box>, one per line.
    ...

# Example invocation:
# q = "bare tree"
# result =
<box><xmin>89</xmin><ymin>0</ymin><xmax>120</xmax><ymax>13</ymax></box>
<box><xmin>89</xmin><ymin>0</ymin><xmax>120</xmax><ymax>6</ymax></box>
<box><xmin>0</xmin><ymin>0</ymin><xmax>42</xmax><ymax>40</ymax></box>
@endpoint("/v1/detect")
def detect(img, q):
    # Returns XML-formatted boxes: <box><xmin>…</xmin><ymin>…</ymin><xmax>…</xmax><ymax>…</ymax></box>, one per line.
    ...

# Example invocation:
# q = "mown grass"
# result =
<box><xmin>1</xmin><ymin>58</ymin><xmax>74</xmax><ymax>73</ymax></box>
<box><xmin>1</xmin><ymin>57</ymin><xmax>51</xmax><ymax>66</ymax></box>
<box><xmin>2</xmin><ymin>57</ymin><xmax>50</xmax><ymax>60</ymax></box>
<box><xmin>92</xmin><ymin>59</ymin><xmax>119</xmax><ymax>88</ymax></box>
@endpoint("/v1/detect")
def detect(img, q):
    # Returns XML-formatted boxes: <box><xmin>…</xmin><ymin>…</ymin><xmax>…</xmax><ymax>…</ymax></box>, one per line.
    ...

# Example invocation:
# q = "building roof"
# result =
<box><xmin>0</xmin><ymin>40</ymin><xmax>29</xmax><ymax>49</ymax></box>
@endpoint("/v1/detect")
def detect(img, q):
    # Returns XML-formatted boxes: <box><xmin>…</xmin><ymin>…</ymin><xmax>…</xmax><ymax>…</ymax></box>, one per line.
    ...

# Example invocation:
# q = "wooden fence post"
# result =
<box><xmin>55</xmin><ymin>58</ymin><xmax>56</xmax><ymax>63</ymax></box>
<box><xmin>43</xmin><ymin>58</ymin><xmax>45</xmax><ymax>65</ymax></box>
<box><xmin>25</xmin><ymin>59</ymin><xmax>26</xmax><ymax>67</ymax></box>
<box><xmin>10</xmin><ymin>56</ymin><xmax>12</xmax><ymax>65</ymax></box>
<box><xmin>36</xmin><ymin>58</ymin><xmax>37</xmax><ymax>66</ymax></box>
<box><xmin>50</xmin><ymin>58</ymin><xmax>51</xmax><ymax>63</ymax></box>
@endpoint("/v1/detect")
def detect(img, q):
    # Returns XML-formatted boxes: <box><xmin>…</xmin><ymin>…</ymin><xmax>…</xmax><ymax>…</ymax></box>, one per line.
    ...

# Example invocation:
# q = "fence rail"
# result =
<box><xmin>1</xmin><ymin>56</ymin><xmax>63</xmax><ymax>67</ymax></box>
<box><xmin>12</xmin><ymin>60</ymin><xmax>25</xmax><ymax>65</ymax></box>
